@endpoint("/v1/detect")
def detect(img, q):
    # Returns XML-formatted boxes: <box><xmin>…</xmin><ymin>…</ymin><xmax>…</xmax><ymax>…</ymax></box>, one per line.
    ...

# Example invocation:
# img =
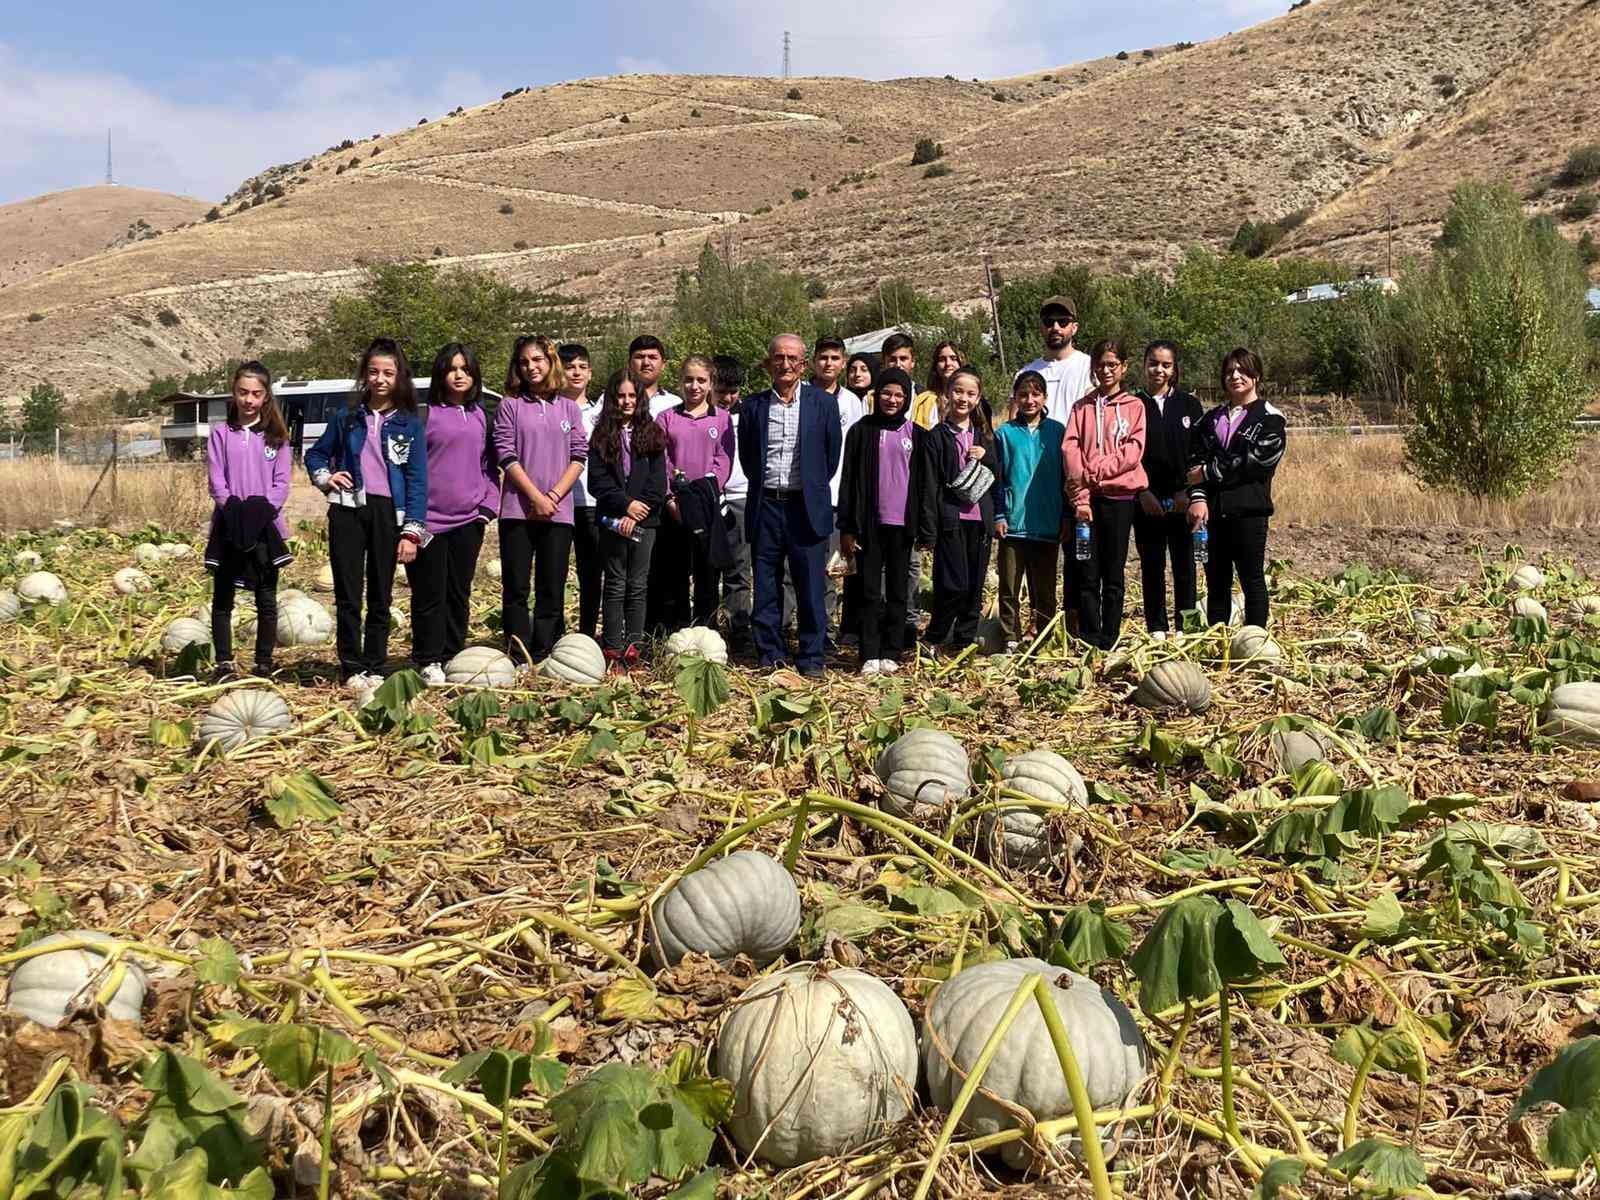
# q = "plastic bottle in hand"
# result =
<box><xmin>1074</xmin><ymin>520</ymin><xmax>1092</xmax><ymax>562</ymax></box>
<box><xmin>1193</xmin><ymin>526</ymin><xmax>1209</xmax><ymax>565</ymax></box>
<box><xmin>601</xmin><ymin>515</ymin><xmax>641</xmax><ymax>543</ymax></box>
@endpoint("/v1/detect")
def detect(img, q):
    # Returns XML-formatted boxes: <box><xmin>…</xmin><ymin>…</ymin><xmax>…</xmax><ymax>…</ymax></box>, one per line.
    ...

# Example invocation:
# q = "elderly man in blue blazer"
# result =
<box><xmin>737</xmin><ymin>332</ymin><xmax>843</xmax><ymax>677</ymax></box>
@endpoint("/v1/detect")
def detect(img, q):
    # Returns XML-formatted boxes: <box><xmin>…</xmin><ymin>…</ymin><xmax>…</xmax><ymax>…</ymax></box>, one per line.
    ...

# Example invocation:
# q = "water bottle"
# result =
<box><xmin>601</xmin><ymin>515</ymin><xmax>641</xmax><ymax>543</ymax></box>
<box><xmin>1074</xmin><ymin>520</ymin><xmax>1092</xmax><ymax>562</ymax></box>
<box><xmin>1193</xmin><ymin>526</ymin><xmax>1209</xmax><ymax>565</ymax></box>
<box><xmin>1161</xmin><ymin>497</ymin><xmax>1175</xmax><ymax>513</ymax></box>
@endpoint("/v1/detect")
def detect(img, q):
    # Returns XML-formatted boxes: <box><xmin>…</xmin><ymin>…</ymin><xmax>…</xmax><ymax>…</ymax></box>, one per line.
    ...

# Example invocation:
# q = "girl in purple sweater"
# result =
<box><xmin>493</xmin><ymin>334</ymin><xmax>588</xmax><ymax>666</ymax></box>
<box><xmin>205</xmin><ymin>362</ymin><xmax>294</xmax><ymax>679</ymax></box>
<box><xmin>408</xmin><ymin>343</ymin><xmax>498</xmax><ymax>684</ymax></box>
<box><xmin>652</xmin><ymin>354</ymin><xmax>734</xmax><ymax>632</ymax></box>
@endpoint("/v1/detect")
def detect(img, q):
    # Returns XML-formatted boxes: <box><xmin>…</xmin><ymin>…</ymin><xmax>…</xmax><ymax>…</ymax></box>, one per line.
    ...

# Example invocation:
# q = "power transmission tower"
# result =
<box><xmin>105</xmin><ymin>130</ymin><xmax>114</xmax><ymax>185</ymax></box>
<box><xmin>782</xmin><ymin>31</ymin><xmax>791</xmax><ymax>79</ymax></box>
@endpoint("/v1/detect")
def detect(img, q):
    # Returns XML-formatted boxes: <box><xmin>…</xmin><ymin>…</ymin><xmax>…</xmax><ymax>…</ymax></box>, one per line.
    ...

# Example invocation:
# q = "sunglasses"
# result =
<box><xmin>1041</xmin><ymin>316</ymin><xmax>1074</xmax><ymax>328</ymax></box>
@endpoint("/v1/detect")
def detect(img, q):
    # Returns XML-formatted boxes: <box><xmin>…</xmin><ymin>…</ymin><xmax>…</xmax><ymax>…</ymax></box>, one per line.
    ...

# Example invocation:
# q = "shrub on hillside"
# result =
<box><xmin>924</xmin><ymin>162</ymin><xmax>953</xmax><ymax>179</ymax></box>
<box><xmin>1115</xmin><ymin>50</ymin><xmax>1129</xmax><ymax>61</ymax></box>
<box><xmin>499</xmin><ymin>202</ymin><xmax>515</xmax><ymax>215</ymax></box>
<box><xmin>911</xmin><ymin>138</ymin><xmax>944</xmax><ymax>166</ymax></box>
<box><xmin>1578</xmin><ymin>232</ymin><xmax>1599</xmax><ymax>266</ymax></box>
<box><xmin>786</xmin><ymin>87</ymin><xmax>802</xmax><ymax>100</ymax></box>
<box><xmin>156</xmin><ymin>309</ymin><xmax>180</xmax><ymax>328</ymax></box>
<box><xmin>205</xmin><ymin>207</ymin><xmax>220</xmax><ymax>222</ymax></box>
<box><xmin>1381</xmin><ymin>183</ymin><xmax>1592</xmax><ymax>500</ymax></box>
<box><xmin>1560</xmin><ymin>193</ymin><xmax>1598</xmax><ymax>222</ymax></box>
<box><xmin>1556</xmin><ymin>144</ymin><xmax>1600</xmax><ymax>187</ymax></box>
<box><xmin>792</xmin><ymin>188</ymin><xmax>809</xmax><ymax>200</ymax></box>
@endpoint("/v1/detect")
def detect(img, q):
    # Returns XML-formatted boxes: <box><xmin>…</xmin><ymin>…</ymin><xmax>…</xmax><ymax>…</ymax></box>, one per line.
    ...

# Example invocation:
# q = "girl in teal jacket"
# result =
<box><xmin>992</xmin><ymin>370</ymin><xmax>1066</xmax><ymax>648</ymax></box>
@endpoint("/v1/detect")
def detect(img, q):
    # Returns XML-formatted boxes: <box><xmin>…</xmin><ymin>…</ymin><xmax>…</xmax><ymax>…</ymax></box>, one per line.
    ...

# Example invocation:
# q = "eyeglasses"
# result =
<box><xmin>770</xmin><ymin>354</ymin><xmax>805</xmax><ymax>364</ymax></box>
<box><xmin>1041</xmin><ymin>316</ymin><xmax>1075</xmax><ymax>328</ymax></box>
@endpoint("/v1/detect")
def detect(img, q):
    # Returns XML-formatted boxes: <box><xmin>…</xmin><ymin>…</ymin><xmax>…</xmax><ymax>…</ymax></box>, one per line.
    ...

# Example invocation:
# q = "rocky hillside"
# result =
<box><xmin>0</xmin><ymin>185</ymin><xmax>211</xmax><ymax>289</ymax></box>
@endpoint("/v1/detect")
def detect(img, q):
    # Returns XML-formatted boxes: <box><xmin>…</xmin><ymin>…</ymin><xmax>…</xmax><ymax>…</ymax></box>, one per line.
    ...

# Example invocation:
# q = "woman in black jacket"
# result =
<box><xmin>839</xmin><ymin>367</ymin><xmax>923</xmax><ymax>676</ymax></box>
<box><xmin>1186</xmin><ymin>348</ymin><xmax>1287</xmax><ymax>628</ymax></box>
<box><xmin>918</xmin><ymin>367</ymin><xmax>997</xmax><ymax>652</ymax></box>
<box><xmin>1135</xmin><ymin>340</ymin><xmax>1206</xmax><ymax>637</ymax></box>
<box><xmin>589</xmin><ymin>371</ymin><xmax>669</xmax><ymax>672</ymax></box>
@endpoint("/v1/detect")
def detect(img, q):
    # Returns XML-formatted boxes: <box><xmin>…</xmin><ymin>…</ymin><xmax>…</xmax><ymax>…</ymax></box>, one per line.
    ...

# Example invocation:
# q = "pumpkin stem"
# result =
<box><xmin>1032</xmin><ymin>974</ymin><xmax>1115</xmax><ymax>1200</ymax></box>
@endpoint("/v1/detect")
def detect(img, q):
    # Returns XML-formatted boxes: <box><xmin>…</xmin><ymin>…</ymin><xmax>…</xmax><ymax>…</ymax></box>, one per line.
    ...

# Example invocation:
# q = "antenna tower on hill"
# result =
<box><xmin>105</xmin><ymin>130</ymin><xmax>115</xmax><ymax>185</ymax></box>
<box><xmin>782</xmin><ymin>31</ymin><xmax>791</xmax><ymax>79</ymax></box>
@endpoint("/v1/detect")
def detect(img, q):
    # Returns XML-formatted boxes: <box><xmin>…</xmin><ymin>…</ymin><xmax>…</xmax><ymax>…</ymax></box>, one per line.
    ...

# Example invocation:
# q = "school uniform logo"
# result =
<box><xmin>901</xmin><ymin>438</ymin><xmax>914</xmax><ymax>453</ymax></box>
<box><xmin>560</xmin><ymin>419</ymin><xmax>573</xmax><ymax>433</ymax></box>
<box><xmin>387</xmin><ymin>433</ymin><xmax>412</xmax><ymax>464</ymax></box>
<box><xmin>263</xmin><ymin>446</ymin><xmax>278</xmax><ymax>461</ymax></box>
<box><xmin>1182</xmin><ymin>416</ymin><xmax>1191</xmax><ymax>429</ymax></box>
<box><xmin>708</xmin><ymin>427</ymin><xmax>719</xmax><ymax>439</ymax></box>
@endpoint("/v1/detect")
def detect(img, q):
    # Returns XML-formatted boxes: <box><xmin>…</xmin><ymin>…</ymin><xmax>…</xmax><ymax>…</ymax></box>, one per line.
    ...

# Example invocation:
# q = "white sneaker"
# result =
<box><xmin>420</xmin><ymin>663</ymin><xmax>447</xmax><ymax>687</ymax></box>
<box><xmin>1151</xmin><ymin>630</ymin><xmax>1169</xmax><ymax>642</ymax></box>
<box><xmin>1005</xmin><ymin>640</ymin><xmax>1020</xmax><ymax>654</ymax></box>
<box><xmin>879</xmin><ymin>659</ymin><xmax>901</xmax><ymax>675</ymax></box>
<box><xmin>860</xmin><ymin>659</ymin><xmax>883</xmax><ymax>677</ymax></box>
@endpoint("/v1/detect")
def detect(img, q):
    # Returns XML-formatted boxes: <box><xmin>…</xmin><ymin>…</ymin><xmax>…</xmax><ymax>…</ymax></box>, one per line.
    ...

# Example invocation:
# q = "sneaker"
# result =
<box><xmin>211</xmin><ymin>662</ymin><xmax>238</xmax><ymax>684</ymax></box>
<box><xmin>345</xmin><ymin>672</ymin><xmax>376</xmax><ymax>693</ymax></box>
<box><xmin>1151</xmin><ymin>630</ymin><xmax>1169</xmax><ymax>643</ymax></box>
<box><xmin>879</xmin><ymin>658</ymin><xmax>901</xmax><ymax>675</ymax></box>
<box><xmin>420</xmin><ymin>663</ymin><xmax>447</xmax><ymax>687</ymax></box>
<box><xmin>860</xmin><ymin>658</ymin><xmax>883</xmax><ymax>677</ymax></box>
<box><xmin>799</xmin><ymin>663</ymin><xmax>826</xmax><ymax>680</ymax></box>
<box><xmin>1005</xmin><ymin>640</ymin><xmax>1020</xmax><ymax>654</ymax></box>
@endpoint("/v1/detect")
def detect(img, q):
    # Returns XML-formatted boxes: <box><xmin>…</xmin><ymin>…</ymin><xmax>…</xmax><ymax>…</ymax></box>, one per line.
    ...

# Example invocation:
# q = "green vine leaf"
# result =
<box><xmin>1328</xmin><ymin>1137</ymin><xmax>1426</xmax><ymax>1191</ymax></box>
<box><xmin>1511</xmin><ymin>1036</ymin><xmax>1600</xmax><ymax>1167</ymax></box>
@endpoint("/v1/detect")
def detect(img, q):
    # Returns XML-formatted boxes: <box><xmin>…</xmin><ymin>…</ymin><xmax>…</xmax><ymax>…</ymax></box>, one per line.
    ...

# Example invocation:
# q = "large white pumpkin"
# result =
<box><xmin>1508</xmin><ymin>595</ymin><xmax>1548</xmax><ymax>622</ymax></box>
<box><xmin>874</xmin><ymin>728</ymin><xmax>970</xmax><ymax>820</ymax></box>
<box><xmin>539</xmin><ymin>633</ymin><xmax>606</xmax><ymax>685</ymax></box>
<box><xmin>1132</xmin><ymin>661</ymin><xmax>1211</xmax><ymax>713</ymax></box>
<box><xmin>1509</xmin><ymin>564</ymin><xmax>1545</xmax><ymax>591</ymax></box>
<box><xmin>1570</xmin><ymin>595</ymin><xmax>1600</xmax><ymax>620</ymax></box>
<box><xmin>983</xmin><ymin>750</ymin><xmax>1087</xmax><ymax>871</ymax></box>
<box><xmin>664</xmin><ymin>625</ymin><xmax>728</xmax><ymax>665</ymax></box>
<box><xmin>17</xmin><ymin>571</ymin><xmax>68</xmax><ymax>607</ymax></box>
<box><xmin>1271</xmin><ymin>729</ymin><xmax>1327</xmax><ymax>774</ymax></box>
<box><xmin>134</xmin><ymin>543</ymin><xmax>163</xmax><ymax>568</ymax></box>
<box><xmin>5</xmin><ymin>931</ymin><xmax>147</xmax><ymax>1028</ymax></box>
<box><xmin>161</xmin><ymin>617</ymin><xmax>213</xmax><ymax>655</ymax></box>
<box><xmin>923</xmin><ymin>958</ymin><xmax>1149</xmax><ymax>1168</ymax></box>
<box><xmin>197</xmin><ymin>688</ymin><xmax>293</xmax><ymax>750</ymax></box>
<box><xmin>444</xmin><ymin>646</ymin><xmax>517</xmax><ymax>688</ymax></box>
<box><xmin>715</xmin><ymin>965</ymin><xmax>917</xmax><ymax>1166</ymax></box>
<box><xmin>0</xmin><ymin>590</ymin><xmax>19</xmax><ymax>624</ymax></box>
<box><xmin>650</xmin><ymin>850</ymin><xmax>801</xmax><ymax>968</ymax></box>
<box><xmin>1230</xmin><ymin>625</ymin><xmax>1281</xmax><ymax>664</ymax></box>
<box><xmin>277</xmin><ymin>597</ymin><xmax>333</xmax><ymax>647</ymax></box>
<box><xmin>13</xmin><ymin>550</ymin><xmax>44</xmax><ymax>571</ymax></box>
<box><xmin>157</xmin><ymin>543</ymin><xmax>194</xmax><ymax>560</ymax></box>
<box><xmin>483</xmin><ymin>557</ymin><xmax>503</xmax><ymax>581</ymax></box>
<box><xmin>1542</xmin><ymin>683</ymin><xmax>1600</xmax><ymax>746</ymax></box>
<box><xmin>277</xmin><ymin>588</ymin><xmax>310</xmax><ymax>607</ymax></box>
<box><xmin>112</xmin><ymin>566</ymin><xmax>154</xmax><ymax>596</ymax></box>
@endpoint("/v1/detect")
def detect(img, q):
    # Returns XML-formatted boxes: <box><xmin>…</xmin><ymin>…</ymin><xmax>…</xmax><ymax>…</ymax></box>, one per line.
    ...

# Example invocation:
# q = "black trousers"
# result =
<box><xmin>927</xmin><ymin>521</ymin><xmax>991</xmax><ymax>649</ymax></box>
<box><xmin>653</xmin><ymin>516</ymin><xmax>720</xmax><ymax>634</ymax></box>
<box><xmin>602</xmin><ymin>526</ymin><xmax>657</xmax><ymax>653</ymax></box>
<box><xmin>1075</xmin><ymin>496</ymin><xmax>1136</xmax><ymax>650</ymax></box>
<box><xmin>328</xmin><ymin>498</ymin><xmax>398</xmax><ymax>678</ymax></box>
<box><xmin>572</xmin><ymin>506</ymin><xmax>603</xmax><ymax>641</ymax></box>
<box><xmin>858</xmin><ymin>524</ymin><xmax>912</xmax><ymax>662</ymax></box>
<box><xmin>1206</xmin><ymin>514</ymin><xmax>1270</xmax><ymax>627</ymax></box>
<box><xmin>406</xmin><ymin>521</ymin><xmax>483</xmax><ymax>667</ymax></box>
<box><xmin>1133</xmin><ymin>508</ymin><xmax>1197</xmax><ymax>633</ymax></box>
<box><xmin>211</xmin><ymin>556</ymin><xmax>278</xmax><ymax>669</ymax></box>
<box><xmin>500</xmin><ymin>518</ymin><xmax>572</xmax><ymax>664</ymax></box>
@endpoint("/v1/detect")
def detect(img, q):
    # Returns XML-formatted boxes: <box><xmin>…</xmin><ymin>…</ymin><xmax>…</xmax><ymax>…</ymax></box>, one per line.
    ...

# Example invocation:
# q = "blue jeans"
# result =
<box><xmin>751</xmin><ymin>493</ymin><xmax>828</xmax><ymax>670</ymax></box>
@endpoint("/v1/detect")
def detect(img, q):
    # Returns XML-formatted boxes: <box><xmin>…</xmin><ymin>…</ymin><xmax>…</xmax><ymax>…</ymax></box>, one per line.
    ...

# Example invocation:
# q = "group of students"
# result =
<box><xmin>200</xmin><ymin>301</ymin><xmax>1286</xmax><ymax>684</ymax></box>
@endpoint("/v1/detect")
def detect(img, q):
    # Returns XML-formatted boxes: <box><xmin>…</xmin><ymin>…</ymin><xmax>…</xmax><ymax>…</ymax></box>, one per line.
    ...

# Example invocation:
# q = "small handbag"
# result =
<box><xmin>949</xmin><ymin>460</ymin><xmax>995</xmax><ymax>507</ymax></box>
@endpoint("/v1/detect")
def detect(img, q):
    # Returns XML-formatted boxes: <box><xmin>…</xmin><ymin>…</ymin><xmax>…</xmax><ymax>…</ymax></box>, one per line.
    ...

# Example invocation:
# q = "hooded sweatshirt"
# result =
<box><xmin>1064</xmin><ymin>390</ymin><xmax>1148</xmax><ymax>514</ymax></box>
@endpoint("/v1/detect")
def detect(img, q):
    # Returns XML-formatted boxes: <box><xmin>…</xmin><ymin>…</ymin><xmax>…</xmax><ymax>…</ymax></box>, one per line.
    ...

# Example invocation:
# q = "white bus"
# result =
<box><xmin>160</xmin><ymin>378</ymin><xmax>502</xmax><ymax>460</ymax></box>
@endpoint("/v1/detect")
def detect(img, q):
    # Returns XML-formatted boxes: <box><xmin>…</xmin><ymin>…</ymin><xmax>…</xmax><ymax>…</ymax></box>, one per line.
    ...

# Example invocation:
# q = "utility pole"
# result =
<box><xmin>105</xmin><ymin>130</ymin><xmax>114</xmax><ymax>186</ymax></box>
<box><xmin>782</xmin><ymin>31</ymin><xmax>791</xmax><ymax>80</ymax></box>
<box><xmin>983</xmin><ymin>253</ymin><xmax>1007</xmax><ymax>375</ymax></box>
<box><xmin>1386</xmin><ymin>201</ymin><xmax>1394</xmax><ymax>279</ymax></box>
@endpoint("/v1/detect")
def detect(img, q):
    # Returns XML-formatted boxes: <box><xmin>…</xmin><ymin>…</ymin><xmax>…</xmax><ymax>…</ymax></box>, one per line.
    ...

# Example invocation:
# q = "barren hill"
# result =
<box><xmin>0</xmin><ymin>0</ymin><xmax>1592</xmax><ymax>404</ymax></box>
<box><xmin>0</xmin><ymin>185</ymin><xmax>212</xmax><ymax>290</ymax></box>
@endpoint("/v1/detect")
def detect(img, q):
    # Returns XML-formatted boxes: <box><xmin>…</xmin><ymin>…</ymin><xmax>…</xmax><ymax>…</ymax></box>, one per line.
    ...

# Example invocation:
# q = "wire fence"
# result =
<box><xmin>0</xmin><ymin>427</ymin><xmax>167</xmax><ymax>465</ymax></box>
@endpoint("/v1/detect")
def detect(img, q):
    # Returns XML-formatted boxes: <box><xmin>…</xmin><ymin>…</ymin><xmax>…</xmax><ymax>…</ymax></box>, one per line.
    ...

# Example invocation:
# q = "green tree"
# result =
<box><xmin>664</xmin><ymin>241</ymin><xmax>818</xmax><ymax>391</ymax></box>
<box><xmin>21</xmin><ymin>382</ymin><xmax>67</xmax><ymax>440</ymax></box>
<box><xmin>1390</xmin><ymin>182</ymin><xmax>1592</xmax><ymax>499</ymax></box>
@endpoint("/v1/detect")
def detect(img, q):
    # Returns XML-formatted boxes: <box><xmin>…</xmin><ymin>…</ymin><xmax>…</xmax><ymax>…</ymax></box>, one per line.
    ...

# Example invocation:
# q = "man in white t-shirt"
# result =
<box><xmin>1018</xmin><ymin>294</ymin><xmax>1092</xmax><ymax>426</ymax></box>
<box><xmin>1016</xmin><ymin>294</ymin><xmax>1089</xmax><ymax>631</ymax></box>
<box><xmin>712</xmin><ymin>356</ymin><xmax>753</xmax><ymax>654</ymax></box>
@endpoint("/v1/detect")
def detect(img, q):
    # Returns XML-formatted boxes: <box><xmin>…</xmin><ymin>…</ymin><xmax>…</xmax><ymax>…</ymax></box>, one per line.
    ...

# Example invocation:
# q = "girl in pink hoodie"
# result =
<box><xmin>1064</xmin><ymin>338</ymin><xmax>1147</xmax><ymax>649</ymax></box>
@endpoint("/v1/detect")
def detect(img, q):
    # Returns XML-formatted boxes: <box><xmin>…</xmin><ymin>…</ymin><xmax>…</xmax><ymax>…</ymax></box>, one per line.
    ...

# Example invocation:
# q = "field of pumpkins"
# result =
<box><xmin>1</xmin><ymin>520</ymin><xmax>1599</xmax><ymax>1199</ymax></box>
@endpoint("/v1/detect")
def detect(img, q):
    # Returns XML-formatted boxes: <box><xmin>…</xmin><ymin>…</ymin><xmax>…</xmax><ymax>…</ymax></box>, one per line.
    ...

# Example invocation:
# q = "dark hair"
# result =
<box><xmin>1220</xmin><ymin>347</ymin><xmax>1264</xmax><ymax>388</ymax></box>
<box><xmin>1143</xmin><ymin>340</ymin><xmax>1181</xmax><ymax>386</ymax></box>
<box><xmin>628</xmin><ymin>334</ymin><xmax>666</xmax><ymax>358</ymax></box>
<box><xmin>1012</xmin><ymin>369</ymin><xmax>1048</xmax><ymax>397</ymax></box>
<box><xmin>429</xmin><ymin>342</ymin><xmax>482</xmax><ymax>409</ymax></box>
<box><xmin>712</xmin><ymin>354</ymin><xmax>745</xmax><ymax>394</ymax></box>
<box><xmin>926</xmin><ymin>340</ymin><xmax>967</xmax><ymax>395</ymax></box>
<box><xmin>505</xmin><ymin>334</ymin><xmax>565</xmax><ymax>398</ymax></box>
<box><xmin>228</xmin><ymin>361</ymin><xmax>290</xmax><ymax>448</ymax></box>
<box><xmin>557</xmin><ymin>342</ymin><xmax>590</xmax><ymax>365</ymax></box>
<box><xmin>1089</xmin><ymin>338</ymin><xmax>1128</xmax><ymax>366</ymax></box>
<box><xmin>352</xmin><ymin>338</ymin><xmax>417</xmax><ymax>414</ymax></box>
<box><xmin>945</xmin><ymin>366</ymin><xmax>992</xmax><ymax>438</ymax></box>
<box><xmin>813</xmin><ymin>335</ymin><xmax>846</xmax><ymax>355</ymax></box>
<box><xmin>846</xmin><ymin>351</ymin><xmax>876</xmax><ymax>383</ymax></box>
<box><xmin>881</xmin><ymin>332</ymin><xmax>915</xmax><ymax>358</ymax></box>
<box><xmin>592</xmin><ymin>370</ymin><xmax>666</xmax><ymax>464</ymax></box>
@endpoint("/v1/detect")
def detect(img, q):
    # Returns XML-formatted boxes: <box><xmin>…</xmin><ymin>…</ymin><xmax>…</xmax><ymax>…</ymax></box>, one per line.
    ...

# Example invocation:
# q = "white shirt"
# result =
<box><xmin>722</xmin><ymin>407</ymin><xmax>747</xmax><ymax>503</ymax></box>
<box><xmin>572</xmin><ymin>396</ymin><xmax>603</xmax><ymax>508</ymax></box>
<box><xmin>821</xmin><ymin>384</ymin><xmax>864</xmax><ymax>506</ymax></box>
<box><xmin>647</xmin><ymin>388</ymin><xmax>681</xmax><ymax>418</ymax></box>
<box><xmin>1019</xmin><ymin>350</ymin><xmax>1092</xmax><ymax>427</ymax></box>
<box><xmin>763</xmin><ymin>388</ymin><xmax>804</xmax><ymax>491</ymax></box>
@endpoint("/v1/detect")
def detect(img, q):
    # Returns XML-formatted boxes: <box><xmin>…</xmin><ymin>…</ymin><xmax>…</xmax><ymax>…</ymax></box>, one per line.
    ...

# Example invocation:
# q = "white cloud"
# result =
<box><xmin>0</xmin><ymin>44</ymin><xmax>494</xmax><ymax>204</ymax></box>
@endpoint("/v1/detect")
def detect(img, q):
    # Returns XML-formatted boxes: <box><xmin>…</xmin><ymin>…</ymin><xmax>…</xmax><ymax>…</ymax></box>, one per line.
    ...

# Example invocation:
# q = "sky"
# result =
<box><xmin>0</xmin><ymin>0</ymin><xmax>1283</xmax><ymax>205</ymax></box>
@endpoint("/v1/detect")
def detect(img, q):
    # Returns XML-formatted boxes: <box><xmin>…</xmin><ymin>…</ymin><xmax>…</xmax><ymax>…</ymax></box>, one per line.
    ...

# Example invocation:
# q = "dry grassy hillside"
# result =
<box><xmin>0</xmin><ymin>0</ymin><xmax>1591</xmax><ymax>404</ymax></box>
<box><xmin>0</xmin><ymin>185</ymin><xmax>211</xmax><ymax>289</ymax></box>
<box><xmin>1279</xmin><ymin>0</ymin><xmax>1600</xmax><ymax>272</ymax></box>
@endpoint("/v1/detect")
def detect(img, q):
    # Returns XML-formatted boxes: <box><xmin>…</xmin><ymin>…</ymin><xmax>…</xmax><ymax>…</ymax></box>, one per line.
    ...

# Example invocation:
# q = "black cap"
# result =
<box><xmin>1039</xmin><ymin>294</ymin><xmax>1077</xmax><ymax>321</ymax></box>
